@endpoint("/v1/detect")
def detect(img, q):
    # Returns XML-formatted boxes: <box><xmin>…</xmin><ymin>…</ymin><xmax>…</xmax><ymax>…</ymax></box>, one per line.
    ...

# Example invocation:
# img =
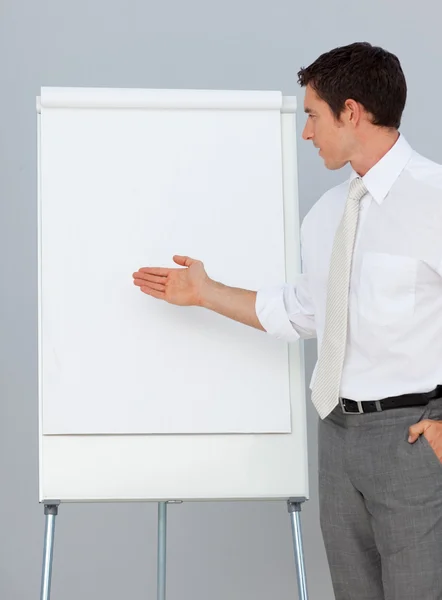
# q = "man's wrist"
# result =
<box><xmin>198</xmin><ymin>278</ymin><xmax>219</xmax><ymax>309</ymax></box>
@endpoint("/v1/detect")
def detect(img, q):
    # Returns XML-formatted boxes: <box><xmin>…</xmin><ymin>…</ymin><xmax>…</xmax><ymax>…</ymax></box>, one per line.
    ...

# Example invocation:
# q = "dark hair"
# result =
<box><xmin>297</xmin><ymin>42</ymin><xmax>407</xmax><ymax>129</ymax></box>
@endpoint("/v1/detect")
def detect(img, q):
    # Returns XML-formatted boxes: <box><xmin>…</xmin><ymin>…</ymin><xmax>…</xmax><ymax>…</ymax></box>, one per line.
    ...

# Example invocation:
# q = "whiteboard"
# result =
<box><xmin>37</xmin><ymin>87</ymin><xmax>308</xmax><ymax>502</ymax></box>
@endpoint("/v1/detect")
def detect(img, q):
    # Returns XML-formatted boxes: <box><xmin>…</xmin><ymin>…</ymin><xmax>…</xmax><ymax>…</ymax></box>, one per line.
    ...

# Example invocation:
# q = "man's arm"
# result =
<box><xmin>199</xmin><ymin>280</ymin><xmax>264</xmax><ymax>331</ymax></box>
<box><xmin>132</xmin><ymin>254</ymin><xmax>316</xmax><ymax>340</ymax></box>
<box><xmin>133</xmin><ymin>254</ymin><xmax>264</xmax><ymax>330</ymax></box>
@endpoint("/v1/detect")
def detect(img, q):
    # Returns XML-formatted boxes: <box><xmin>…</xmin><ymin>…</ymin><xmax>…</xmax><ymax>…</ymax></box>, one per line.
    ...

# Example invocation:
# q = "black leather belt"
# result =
<box><xmin>339</xmin><ymin>384</ymin><xmax>442</xmax><ymax>414</ymax></box>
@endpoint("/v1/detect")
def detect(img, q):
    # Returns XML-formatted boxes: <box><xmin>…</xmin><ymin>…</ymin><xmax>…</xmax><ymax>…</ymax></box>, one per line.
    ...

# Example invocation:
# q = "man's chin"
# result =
<box><xmin>323</xmin><ymin>158</ymin><xmax>347</xmax><ymax>171</ymax></box>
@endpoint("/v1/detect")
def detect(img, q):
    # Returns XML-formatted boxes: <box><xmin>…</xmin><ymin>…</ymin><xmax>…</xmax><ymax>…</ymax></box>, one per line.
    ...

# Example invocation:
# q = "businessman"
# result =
<box><xmin>133</xmin><ymin>42</ymin><xmax>442</xmax><ymax>599</ymax></box>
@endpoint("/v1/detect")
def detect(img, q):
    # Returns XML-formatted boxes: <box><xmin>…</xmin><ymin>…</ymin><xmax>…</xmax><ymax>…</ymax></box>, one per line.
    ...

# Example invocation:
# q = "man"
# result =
<box><xmin>133</xmin><ymin>42</ymin><xmax>442</xmax><ymax>599</ymax></box>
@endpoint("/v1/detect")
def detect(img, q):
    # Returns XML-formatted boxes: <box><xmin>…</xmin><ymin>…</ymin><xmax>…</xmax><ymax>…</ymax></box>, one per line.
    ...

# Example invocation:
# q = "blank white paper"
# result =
<box><xmin>39</xmin><ymin>88</ymin><xmax>292</xmax><ymax>435</ymax></box>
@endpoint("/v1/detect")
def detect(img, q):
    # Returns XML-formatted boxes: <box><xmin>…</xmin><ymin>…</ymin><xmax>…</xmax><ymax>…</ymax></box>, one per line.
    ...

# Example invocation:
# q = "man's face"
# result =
<box><xmin>302</xmin><ymin>84</ymin><xmax>354</xmax><ymax>171</ymax></box>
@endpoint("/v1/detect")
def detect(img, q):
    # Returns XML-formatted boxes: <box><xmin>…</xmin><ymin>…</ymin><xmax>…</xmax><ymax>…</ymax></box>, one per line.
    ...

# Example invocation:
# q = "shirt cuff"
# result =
<box><xmin>255</xmin><ymin>285</ymin><xmax>301</xmax><ymax>342</ymax></box>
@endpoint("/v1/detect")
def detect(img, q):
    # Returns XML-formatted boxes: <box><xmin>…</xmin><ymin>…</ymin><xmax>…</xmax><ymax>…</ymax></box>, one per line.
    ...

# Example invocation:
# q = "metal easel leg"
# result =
<box><xmin>287</xmin><ymin>498</ymin><xmax>309</xmax><ymax>600</ymax></box>
<box><xmin>157</xmin><ymin>502</ymin><xmax>167</xmax><ymax>600</ymax></box>
<box><xmin>40</xmin><ymin>503</ymin><xmax>59</xmax><ymax>600</ymax></box>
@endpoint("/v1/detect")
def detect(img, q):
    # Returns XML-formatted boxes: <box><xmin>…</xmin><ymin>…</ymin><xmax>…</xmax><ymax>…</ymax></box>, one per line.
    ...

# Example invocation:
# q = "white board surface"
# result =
<box><xmin>38</xmin><ymin>87</ymin><xmax>308</xmax><ymax>502</ymax></box>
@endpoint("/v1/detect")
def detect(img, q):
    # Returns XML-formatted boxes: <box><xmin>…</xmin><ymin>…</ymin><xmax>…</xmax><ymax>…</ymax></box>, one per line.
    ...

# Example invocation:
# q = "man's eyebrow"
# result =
<box><xmin>304</xmin><ymin>107</ymin><xmax>314</xmax><ymax>114</ymax></box>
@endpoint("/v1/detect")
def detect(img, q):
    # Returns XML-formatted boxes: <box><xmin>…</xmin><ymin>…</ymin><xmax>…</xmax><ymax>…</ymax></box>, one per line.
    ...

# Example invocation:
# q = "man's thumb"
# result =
<box><xmin>173</xmin><ymin>255</ymin><xmax>198</xmax><ymax>268</ymax></box>
<box><xmin>408</xmin><ymin>420</ymin><xmax>430</xmax><ymax>443</ymax></box>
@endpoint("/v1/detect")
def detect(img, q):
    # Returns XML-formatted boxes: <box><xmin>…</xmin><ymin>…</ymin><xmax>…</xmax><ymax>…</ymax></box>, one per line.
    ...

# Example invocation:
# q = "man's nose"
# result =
<box><xmin>302</xmin><ymin>122</ymin><xmax>312</xmax><ymax>141</ymax></box>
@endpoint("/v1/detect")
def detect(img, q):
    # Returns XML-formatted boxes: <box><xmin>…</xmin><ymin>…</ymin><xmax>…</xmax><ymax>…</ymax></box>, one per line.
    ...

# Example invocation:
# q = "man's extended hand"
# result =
<box><xmin>133</xmin><ymin>255</ymin><xmax>211</xmax><ymax>307</ymax></box>
<box><xmin>133</xmin><ymin>255</ymin><xmax>264</xmax><ymax>331</ymax></box>
<box><xmin>408</xmin><ymin>418</ymin><xmax>442</xmax><ymax>463</ymax></box>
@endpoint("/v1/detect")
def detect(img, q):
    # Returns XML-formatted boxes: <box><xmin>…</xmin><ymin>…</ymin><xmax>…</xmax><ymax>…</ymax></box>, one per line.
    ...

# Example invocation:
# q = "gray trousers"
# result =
<box><xmin>318</xmin><ymin>396</ymin><xmax>442</xmax><ymax>600</ymax></box>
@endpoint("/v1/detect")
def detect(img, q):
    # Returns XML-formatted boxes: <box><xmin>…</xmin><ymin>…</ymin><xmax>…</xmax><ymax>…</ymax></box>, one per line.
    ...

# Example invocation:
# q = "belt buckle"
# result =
<box><xmin>339</xmin><ymin>397</ymin><xmax>364</xmax><ymax>414</ymax></box>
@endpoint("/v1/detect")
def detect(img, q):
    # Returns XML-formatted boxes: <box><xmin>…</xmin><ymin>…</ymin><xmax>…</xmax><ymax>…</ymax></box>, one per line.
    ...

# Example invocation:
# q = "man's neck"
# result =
<box><xmin>350</xmin><ymin>129</ymin><xmax>400</xmax><ymax>177</ymax></box>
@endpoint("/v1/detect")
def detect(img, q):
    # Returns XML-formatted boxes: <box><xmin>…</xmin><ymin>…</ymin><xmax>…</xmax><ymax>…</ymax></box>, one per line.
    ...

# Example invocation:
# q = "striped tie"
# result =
<box><xmin>311</xmin><ymin>177</ymin><xmax>368</xmax><ymax>419</ymax></box>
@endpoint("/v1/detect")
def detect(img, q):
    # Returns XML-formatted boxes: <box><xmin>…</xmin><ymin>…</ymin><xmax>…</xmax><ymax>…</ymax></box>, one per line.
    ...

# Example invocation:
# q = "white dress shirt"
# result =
<box><xmin>256</xmin><ymin>134</ymin><xmax>442</xmax><ymax>402</ymax></box>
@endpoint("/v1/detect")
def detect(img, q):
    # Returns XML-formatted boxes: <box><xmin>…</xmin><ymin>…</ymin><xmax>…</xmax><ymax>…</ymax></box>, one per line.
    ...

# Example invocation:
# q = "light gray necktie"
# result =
<box><xmin>311</xmin><ymin>177</ymin><xmax>368</xmax><ymax>419</ymax></box>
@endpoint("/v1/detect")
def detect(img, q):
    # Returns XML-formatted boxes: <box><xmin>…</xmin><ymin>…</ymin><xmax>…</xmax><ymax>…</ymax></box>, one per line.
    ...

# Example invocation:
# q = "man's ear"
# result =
<box><xmin>344</xmin><ymin>99</ymin><xmax>362</xmax><ymax>126</ymax></box>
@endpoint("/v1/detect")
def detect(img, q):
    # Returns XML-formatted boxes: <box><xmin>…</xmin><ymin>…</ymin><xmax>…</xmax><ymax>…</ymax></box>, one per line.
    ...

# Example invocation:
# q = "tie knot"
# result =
<box><xmin>348</xmin><ymin>177</ymin><xmax>368</xmax><ymax>202</ymax></box>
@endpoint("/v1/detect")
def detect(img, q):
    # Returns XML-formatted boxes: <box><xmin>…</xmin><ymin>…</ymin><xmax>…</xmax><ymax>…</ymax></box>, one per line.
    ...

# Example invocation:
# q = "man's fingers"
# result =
<box><xmin>133</xmin><ymin>272</ymin><xmax>166</xmax><ymax>285</ymax></box>
<box><xmin>408</xmin><ymin>419</ymin><xmax>431</xmax><ymax>443</ymax></box>
<box><xmin>133</xmin><ymin>278</ymin><xmax>165</xmax><ymax>292</ymax></box>
<box><xmin>138</xmin><ymin>267</ymin><xmax>170</xmax><ymax>277</ymax></box>
<box><xmin>140</xmin><ymin>286</ymin><xmax>166</xmax><ymax>300</ymax></box>
<box><xmin>144</xmin><ymin>282</ymin><xmax>164</xmax><ymax>293</ymax></box>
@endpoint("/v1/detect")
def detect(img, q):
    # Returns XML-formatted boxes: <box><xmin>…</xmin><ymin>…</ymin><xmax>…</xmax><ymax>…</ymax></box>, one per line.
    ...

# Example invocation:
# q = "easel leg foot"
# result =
<box><xmin>288</xmin><ymin>499</ymin><xmax>309</xmax><ymax>600</ymax></box>
<box><xmin>40</xmin><ymin>503</ymin><xmax>59</xmax><ymax>600</ymax></box>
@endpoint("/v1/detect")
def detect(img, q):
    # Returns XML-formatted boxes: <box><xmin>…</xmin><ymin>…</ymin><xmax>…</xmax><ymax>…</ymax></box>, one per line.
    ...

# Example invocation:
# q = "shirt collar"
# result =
<box><xmin>348</xmin><ymin>133</ymin><xmax>414</xmax><ymax>204</ymax></box>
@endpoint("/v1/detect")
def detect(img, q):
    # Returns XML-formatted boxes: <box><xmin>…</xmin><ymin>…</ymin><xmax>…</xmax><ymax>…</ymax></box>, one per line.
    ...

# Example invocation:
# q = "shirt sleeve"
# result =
<box><xmin>255</xmin><ymin>276</ymin><xmax>317</xmax><ymax>341</ymax></box>
<box><xmin>255</xmin><ymin>218</ymin><xmax>316</xmax><ymax>342</ymax></box>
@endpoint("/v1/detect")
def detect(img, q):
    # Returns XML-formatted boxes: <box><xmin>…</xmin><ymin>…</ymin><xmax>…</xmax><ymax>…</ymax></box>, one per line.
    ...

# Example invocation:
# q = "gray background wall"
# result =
<box><xmin>0</xmin><ymin>1</ymin><xmax>440</xmax><ymax>598</ymax></box>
